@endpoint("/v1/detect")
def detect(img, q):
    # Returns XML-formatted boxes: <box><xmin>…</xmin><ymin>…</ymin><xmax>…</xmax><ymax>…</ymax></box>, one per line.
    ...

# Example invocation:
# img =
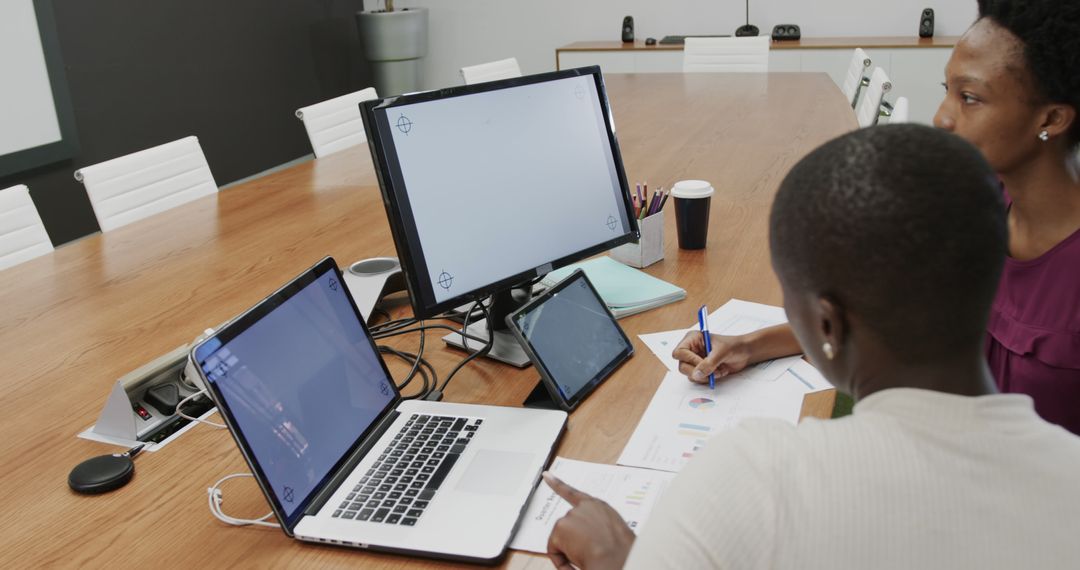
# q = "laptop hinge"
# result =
<box><xmin>304</xmin><ymin>408</ymin><xmax>401</xmax><ymax>517</ymax></box>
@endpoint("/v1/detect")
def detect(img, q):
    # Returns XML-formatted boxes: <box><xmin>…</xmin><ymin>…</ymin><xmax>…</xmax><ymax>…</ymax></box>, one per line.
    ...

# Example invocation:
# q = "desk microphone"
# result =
<box><xmin>735</xmin><ymin>0</ymin><xmax>759</xmax><ymax>37</ymax></box>
<box><xmin>68</xmin><ymin>444</ymin><xmax>144</xmax><ymax>494</ymax></box>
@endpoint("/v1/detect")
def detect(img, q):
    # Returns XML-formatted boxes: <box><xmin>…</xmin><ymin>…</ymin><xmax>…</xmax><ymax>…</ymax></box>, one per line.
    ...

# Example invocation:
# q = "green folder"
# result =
<box><xmin>540</xmin><ymin>256</ymin><xmax>686</xmax><ymax>318</ymax></box>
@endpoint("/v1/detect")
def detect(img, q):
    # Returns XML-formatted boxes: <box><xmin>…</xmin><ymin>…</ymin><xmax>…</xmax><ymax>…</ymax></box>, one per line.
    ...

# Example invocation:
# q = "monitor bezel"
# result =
<box><xmin>361</xmin><ymin>66</ymin><xmax>639</xmax><ymax>319</ymax></box>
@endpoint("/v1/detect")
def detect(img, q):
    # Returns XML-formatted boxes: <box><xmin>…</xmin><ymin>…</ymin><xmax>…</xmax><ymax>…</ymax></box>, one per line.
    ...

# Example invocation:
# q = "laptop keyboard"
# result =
<box><xmin>332</xmin><ymin>414</ymin><xmax>482</xmax><ymax>526</ymax></box>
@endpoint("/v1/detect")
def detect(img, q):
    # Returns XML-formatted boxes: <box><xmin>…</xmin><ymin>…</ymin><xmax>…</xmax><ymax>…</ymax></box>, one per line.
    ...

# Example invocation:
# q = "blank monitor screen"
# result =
<box><xmin>363</xmin><ymin>67</ymin><xmax>636</xmax><ymax>318</ymax></box>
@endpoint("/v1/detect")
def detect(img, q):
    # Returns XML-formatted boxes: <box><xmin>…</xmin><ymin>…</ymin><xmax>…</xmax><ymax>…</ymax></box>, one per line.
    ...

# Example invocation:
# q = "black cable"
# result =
<box><xmin>364</xmin><ymin>293</ymin><xmax>505</xmax><ymax>399</ymax></box>
<box><xmin>460</xmin><ymin>296</ymin><xmax>476</xmax><ymax>353</ymax></box>
<box><xmin>378</xmin><ymin>346</ymin><xmax>432</xmax><ymax>398</ymax></box>
<box><xmin>370</xmin><ymin>316</ymin><xmax>418</xmax><ymax>335</ymax></box>
<box><xmin>376</xmin><ymin>346</ymin><xmax>418</xmax><ymax>385</ymax></box>
<box><xmin>437</xmin><ymin>298</ymin><xmax>494</xmax><ymax>394</ymax></box>
<box><xmin>376</xmin><ymin>319</ymin><xmax>426</xmax><ymax>394</ymax></box>
<box><xmin>369</xmin><ymin>306</ymin><xmax>392</xmax><ymax>325</ymax></box>
<box><xmin>372</xmin><ymin>323</ymin><xmax>489</xmax><ymax>344</ymax></box>
<box><xmin>398</xmin><ymin>319</ymin><xmax>424</xmax><ymax>390</ymax></box>
<box><xmin>407</xmin><ymin>357</ymin><xmax>438</xmax><ymax>400</ymax></box>
<box><xmin>376</xmin><ymin>320</ymin><xmax>439</xmax><ymax>400</ymax></box>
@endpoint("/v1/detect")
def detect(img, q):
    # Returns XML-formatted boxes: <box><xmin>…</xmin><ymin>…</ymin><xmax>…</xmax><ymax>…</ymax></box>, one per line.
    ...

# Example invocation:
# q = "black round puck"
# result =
<box><xmin>68</xmin><ymin>454</ymin><xmax>135</xmax><ymax>494</ymax></box>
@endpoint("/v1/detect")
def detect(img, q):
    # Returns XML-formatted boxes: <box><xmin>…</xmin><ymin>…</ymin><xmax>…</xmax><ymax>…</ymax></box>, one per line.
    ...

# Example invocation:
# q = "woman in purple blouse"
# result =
<box><xmin>672</xmin><ymin>0</ymin><xmax>1080</xmax><ymax>434</ymax></box>
<box><xmin>937</xmin><ymin>0</ymin><xmax>1080</xmax><ymax>434</ymax></box>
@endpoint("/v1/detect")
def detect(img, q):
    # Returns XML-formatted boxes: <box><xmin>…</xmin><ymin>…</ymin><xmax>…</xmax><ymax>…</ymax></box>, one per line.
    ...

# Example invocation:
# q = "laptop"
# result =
<box><xmin>190</xmin><ymin>257</ymin><xmax>566</xmax><ymax>563</ymax></box>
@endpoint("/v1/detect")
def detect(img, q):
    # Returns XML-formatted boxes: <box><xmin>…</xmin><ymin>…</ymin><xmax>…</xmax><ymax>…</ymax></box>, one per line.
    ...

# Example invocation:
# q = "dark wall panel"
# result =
<box><xmin>0</xmin><ymin>0</ymin><xmax>370</xmax><ymax>245</ymax></box>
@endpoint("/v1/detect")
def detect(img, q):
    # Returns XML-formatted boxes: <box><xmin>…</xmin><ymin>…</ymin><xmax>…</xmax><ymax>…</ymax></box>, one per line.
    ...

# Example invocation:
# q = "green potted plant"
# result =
<box><xmin>356</xmin><ymin>0</ymin><xmax>429</xmax><ymax>96</ymax></box>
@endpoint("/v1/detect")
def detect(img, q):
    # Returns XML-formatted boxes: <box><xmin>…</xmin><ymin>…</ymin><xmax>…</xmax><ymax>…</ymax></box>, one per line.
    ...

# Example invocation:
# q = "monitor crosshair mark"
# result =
<box><xmin>437</xmin><ymin>271</ymin><xmax>454</xmax><ymax>290</ymax></box>
<box><xmin>396</xmin><ymin>114</ymin><xmax>414</xmax><ymax>135</ymax></box>
<box><xmin>606</xmin><ymin>215</ymin><xmax>618</xmax><ymax>231</ymax></box>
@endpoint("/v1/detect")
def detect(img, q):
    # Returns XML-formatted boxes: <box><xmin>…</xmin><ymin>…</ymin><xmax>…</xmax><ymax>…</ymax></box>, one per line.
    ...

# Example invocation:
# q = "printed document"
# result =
<box><xmin>510</xmin><ymin>457</ymin><xmax>675</xmax><ymax>553</ymax></box>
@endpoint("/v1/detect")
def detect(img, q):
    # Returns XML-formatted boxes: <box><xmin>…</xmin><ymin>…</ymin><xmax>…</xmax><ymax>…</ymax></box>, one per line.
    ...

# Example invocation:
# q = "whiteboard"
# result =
<box><xmin>0</xmin><ymin>0</ymin><xmax>76</xmax><ymax>177</ymax></box>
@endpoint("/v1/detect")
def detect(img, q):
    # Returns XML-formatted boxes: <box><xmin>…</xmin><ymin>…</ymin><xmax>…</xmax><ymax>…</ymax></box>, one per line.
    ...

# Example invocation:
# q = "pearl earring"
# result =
<box><xmin>822</xmin><ymin>342</ymin><xmax>835</xmax><ymax>360</ymax></box>
<box><xmin>1038</xmin><ymin>130</ymin><xmax>1049</xmax><ymax>142</ymax></box>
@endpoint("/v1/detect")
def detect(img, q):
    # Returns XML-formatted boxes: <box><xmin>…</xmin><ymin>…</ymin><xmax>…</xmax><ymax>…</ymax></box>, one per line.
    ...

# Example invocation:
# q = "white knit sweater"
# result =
<box><xmin>626</xmin><ymin>388</ymin><xmax>1080</xmax><ymax>569</ymax></box>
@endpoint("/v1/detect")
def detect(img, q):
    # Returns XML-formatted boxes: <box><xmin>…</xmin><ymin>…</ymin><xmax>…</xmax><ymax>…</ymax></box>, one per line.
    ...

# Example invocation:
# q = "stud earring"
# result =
<box><xmin>822</xmin><ymin>342</ymin><xmax>835</xmax><ymax>360</ymax></box>
<box><xmin>1038</xmin><ymin>130</ymin><xmax>1049</xmax><ymax>142</ymax></box>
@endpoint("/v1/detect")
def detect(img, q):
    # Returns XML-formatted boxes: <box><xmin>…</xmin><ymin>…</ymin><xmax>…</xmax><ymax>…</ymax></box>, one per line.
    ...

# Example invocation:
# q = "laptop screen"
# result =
<box><xmin>194</xmin><ymin>259</ymin><xmax>397</xmax><ymax>524</ymax></box>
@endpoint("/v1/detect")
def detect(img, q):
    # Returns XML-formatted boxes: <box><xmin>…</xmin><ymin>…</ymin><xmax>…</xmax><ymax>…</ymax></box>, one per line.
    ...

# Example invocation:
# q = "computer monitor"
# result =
<box><xmin>361</xmin><ymin>66</ymin><xmax>637</xmax><ymax>365</ymax></box>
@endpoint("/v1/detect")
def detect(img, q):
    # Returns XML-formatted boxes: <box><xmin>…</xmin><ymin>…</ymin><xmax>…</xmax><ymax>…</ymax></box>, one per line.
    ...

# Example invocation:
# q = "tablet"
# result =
<box><xmin>505</xmin><ymin>269</ymin><xmax>634</xmax><ymax>411</ymax></box>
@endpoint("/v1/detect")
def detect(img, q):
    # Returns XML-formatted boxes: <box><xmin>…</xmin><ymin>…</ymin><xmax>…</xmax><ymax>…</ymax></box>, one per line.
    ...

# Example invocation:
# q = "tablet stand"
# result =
<box><xmin>522</xmin><ymin>381</ymin><xmax>563</xmax><ymax>410</ymax></box>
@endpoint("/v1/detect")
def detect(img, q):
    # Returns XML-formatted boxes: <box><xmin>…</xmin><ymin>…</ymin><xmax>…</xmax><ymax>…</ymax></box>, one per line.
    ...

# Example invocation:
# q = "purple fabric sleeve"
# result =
<box><xmin>985</xmin><ymin>193</ymin><xmax>1080</xmax><ymax>434</ymax></box>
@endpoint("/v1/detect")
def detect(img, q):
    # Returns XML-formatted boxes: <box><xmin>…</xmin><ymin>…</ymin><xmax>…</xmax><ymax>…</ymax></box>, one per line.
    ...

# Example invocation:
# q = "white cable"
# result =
<box><xmin>207</xmin><ymin>473</ymin><xmax>280</xmax><ymax>528</ymax></box>
<box><xmin>176</xmin><ymin>390</ymin><xmax>226</xmax><ymax>429</ymax></box>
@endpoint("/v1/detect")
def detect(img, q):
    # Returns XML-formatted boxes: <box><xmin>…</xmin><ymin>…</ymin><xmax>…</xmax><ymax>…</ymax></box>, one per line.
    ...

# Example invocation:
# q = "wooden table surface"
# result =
<box><xmin>0</xmin><ymin>73</ymin><xmax>856</xmax><ymax>568</ymax></box>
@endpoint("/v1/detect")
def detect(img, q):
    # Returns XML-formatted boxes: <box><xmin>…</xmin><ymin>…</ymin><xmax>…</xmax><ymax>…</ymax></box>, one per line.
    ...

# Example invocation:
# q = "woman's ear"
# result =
<box><xmin>817</xmin><ymin>295</ymin><xmax>846</xmax><ymax>361</ymax></box>
<box><xmin>1039</xmin><ymin>103</ymin><xmax>1076</xmax><ymax>142</ymax></box>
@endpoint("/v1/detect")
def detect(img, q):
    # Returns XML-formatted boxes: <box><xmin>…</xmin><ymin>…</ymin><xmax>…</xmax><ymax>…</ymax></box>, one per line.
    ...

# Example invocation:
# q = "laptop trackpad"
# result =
<box><xmin>455</xmin><ymin>450</ymin><xmax>535</xmax><ymax>495</ymax></box>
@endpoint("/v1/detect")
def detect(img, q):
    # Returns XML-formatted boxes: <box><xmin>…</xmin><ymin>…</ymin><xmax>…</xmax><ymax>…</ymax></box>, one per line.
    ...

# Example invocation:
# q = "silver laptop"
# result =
<box><xmin>191</xmin><ymin>257</ymin><xmax>566</xmax><ymax>563</ymax></box>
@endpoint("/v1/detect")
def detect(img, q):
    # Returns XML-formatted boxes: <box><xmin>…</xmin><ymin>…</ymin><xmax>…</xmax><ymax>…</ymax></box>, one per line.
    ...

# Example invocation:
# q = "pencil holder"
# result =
<box><xmin>612</xmin><ymin>210</ymin><xmax>664</xmax><ymax>268</ymax></box>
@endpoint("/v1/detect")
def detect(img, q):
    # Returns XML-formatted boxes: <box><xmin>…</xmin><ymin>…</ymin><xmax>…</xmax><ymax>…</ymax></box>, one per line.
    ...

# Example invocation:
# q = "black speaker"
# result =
<box><xmin>919</xmin><ymin>8</ymin><xmax>935</xmax><ymax>38</ymax></box>
<box><xmin>771</xmin><ymin>24</ymin><xmax>801</xmax><ymax>41</ymax></box>
<box><xmin>622</xmin><ymin>16</ymin><xmax>634</xmax><ymax>43</ymax></box>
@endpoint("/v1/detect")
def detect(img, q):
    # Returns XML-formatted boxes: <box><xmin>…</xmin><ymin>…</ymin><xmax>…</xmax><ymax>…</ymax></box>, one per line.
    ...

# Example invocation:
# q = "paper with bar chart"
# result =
<box><xmin>510</xmin><ymin>457</ymin><xmax>675</xmax><ymax>553</ymax></box>
<box><xmin>617</xmin><ymin>370</ymin><xmax>805</xmax><ymax>473</ymax></box>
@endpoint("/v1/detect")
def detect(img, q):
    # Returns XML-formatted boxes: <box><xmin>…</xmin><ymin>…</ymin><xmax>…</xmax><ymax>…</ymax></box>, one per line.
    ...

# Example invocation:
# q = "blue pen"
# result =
<box><xmin>698</xmin><ymin>305</ymin><xmax>715</xmax><ymax>389</ymax></box>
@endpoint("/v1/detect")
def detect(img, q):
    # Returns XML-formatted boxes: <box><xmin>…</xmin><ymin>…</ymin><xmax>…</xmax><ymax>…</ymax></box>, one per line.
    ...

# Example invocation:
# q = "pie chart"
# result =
<box><xmin>688</xmin><ymin>397</ymin><xmax>716</xmax><ymax>410</ymax></box>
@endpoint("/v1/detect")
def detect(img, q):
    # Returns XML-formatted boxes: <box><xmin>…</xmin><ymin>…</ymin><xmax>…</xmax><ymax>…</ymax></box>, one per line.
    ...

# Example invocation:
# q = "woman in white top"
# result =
<box><xmin>542</xmin><ymin>124</ymin><xmax>1080</xmax><ymax>570</ymax></box>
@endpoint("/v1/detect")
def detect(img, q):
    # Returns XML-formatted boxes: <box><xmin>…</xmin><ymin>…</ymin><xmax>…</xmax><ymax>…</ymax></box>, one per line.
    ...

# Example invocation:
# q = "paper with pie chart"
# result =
<box><xmin>617</xmin><ymin>370</ymin><xmax>807</xmax><ymax>473</ymax></box>
<box><xmin>510</xmin><ymin>457</ymin><xmax>675</xmax><ymax>553</ymax></box>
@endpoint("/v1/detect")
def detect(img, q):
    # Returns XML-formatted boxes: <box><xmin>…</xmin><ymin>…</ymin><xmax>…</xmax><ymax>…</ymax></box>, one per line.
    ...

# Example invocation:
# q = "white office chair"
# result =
<box><xmin>855</xmin><ymin>67</ymin><xmax>892</xmax><ymax>128</ymax></box>
<box><xmin>295</xmin><ymin>87</ymin><xmax>379</xmax><ymax>159</ymax></box>
<box><xmin>842</xmin><ymin>48</ymin><xmax>873</xmax><ymax>109</ymax></box>
<box><xmin>0</xmin><ymin>185</ymin><xmax>53</xmax><ymax>271</ymax></box>
<box><xmin>460</xmin><ymin>57</ymin><xmax>522</xmax><ymax>85</ymax></box>
<box><xmin>682</xmin><ymin>37</ymin><xmax>770</xmax><ymax>73</ymax></box>
<box><xmin>886</xmin><ymin>96</ymin><xmax>910</xmax><ymax>124</ymax></box>
<box><xmin>74</xmin><ymin>136</ymin><xmax>218</xmax><ymax>232</ymax></box>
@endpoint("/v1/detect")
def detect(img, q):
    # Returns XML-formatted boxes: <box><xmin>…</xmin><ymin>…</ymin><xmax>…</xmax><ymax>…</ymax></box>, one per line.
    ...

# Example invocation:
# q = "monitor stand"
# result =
<box><xmin>441</xmin><ymin>286</ymin><xmax>533</xmax><ymax>368</ymax></box>
<box><xmin>522</xmin><ymin>380</ymin><xmax>562</xmax><ymax>410</ymax></box>
<box><xmin>442</xmin><ymin>322</ymin><xmax>531</xmax><ymax>367</ymax></box>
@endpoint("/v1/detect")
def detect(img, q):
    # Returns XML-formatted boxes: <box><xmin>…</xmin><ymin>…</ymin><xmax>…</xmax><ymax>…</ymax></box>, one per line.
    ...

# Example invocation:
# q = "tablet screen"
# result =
<box><xmin>510</xmin><ymin>271</ymin><xmax>633</xmax><ymax>407</ymax></box>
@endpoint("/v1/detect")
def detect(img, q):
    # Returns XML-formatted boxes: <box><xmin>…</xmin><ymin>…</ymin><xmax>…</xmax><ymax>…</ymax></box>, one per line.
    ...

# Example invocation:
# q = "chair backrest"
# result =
<box><xmin>889</xmin><ymin>96</ymin><xmax>910</xmax><ymax>124</ymax></box>
<box><xmin>295</xmin><ymin>87</ymin><xmax>380</xmax><ymax>158</ymax></box>
<box><xmin>842</xmin><ymin>48</ymin><xmax>872</xmax><ymax>108</ymax></box>
<box><xmin>460</xmin><ymin>57</ymin><xmax>522</xmax><ymax>85</ymax></box>
<box><xmin>855</xmin><ymin>67</ymin><xmax>892</xmax><ymax>128</ymax></box>
<box><xmin>0</xmin><ymin>184</ymin><xmax>53</xmax><ymax>271</ymax></box>
<box><xmin>74</xmin><ymin>136</ymin><xmax>218</xmax><ymax>232</ymax></box>
<box><xmin>682</xmin><ymin>36</ymin><xmax>770</xmax><ymax>73</ymax></box>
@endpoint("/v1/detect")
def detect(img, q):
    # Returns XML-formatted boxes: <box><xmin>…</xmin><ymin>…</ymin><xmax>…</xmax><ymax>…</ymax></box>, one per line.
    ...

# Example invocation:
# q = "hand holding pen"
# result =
<box><xmin>697</xmin><ymin>305</ymin><xmax>716</xmax><ymax>389</ymax></box>
<box><xmin>670</xmin><ymin>321</ymin><xmax>755</xmax><ymax>386</ymax></box>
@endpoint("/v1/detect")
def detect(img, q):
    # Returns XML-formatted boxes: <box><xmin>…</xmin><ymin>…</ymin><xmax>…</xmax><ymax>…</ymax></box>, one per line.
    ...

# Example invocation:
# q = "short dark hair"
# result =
<box><xmin>769</xmin><ymin>125</ymin><xmax>1007</xmax><ymax>360</ymax></box>
<box><xmin>978</xmin><ymin>0</ymin><xmax>1080</xmax><ymax>146</ymax></box>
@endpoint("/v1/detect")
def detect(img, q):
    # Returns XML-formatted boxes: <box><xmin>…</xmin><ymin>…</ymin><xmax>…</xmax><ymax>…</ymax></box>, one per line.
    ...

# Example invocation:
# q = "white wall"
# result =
<box><xmin>402</xmin><ymin>0</ymin><xmax>978</xmax><ymax>90</ymax></box>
